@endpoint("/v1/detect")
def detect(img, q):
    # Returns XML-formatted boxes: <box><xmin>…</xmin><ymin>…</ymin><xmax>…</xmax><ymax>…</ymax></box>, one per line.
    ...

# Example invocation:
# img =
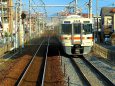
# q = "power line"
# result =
<box><xmin>39</xmin><ymin>0</ymin><xmax>47</xmax><ymax>17</ymax></box>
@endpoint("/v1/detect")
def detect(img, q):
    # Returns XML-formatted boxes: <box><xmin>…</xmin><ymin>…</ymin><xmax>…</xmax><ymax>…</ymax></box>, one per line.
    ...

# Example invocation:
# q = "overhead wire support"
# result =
<box><xmin>31</xmin><ymin>0</ymin><xmax>38</xmax><ymax>10</ymax></box>
<box><xmin>14</xmin><ymin>0</ymin><xmax>19</xmax><ymax>50</ymax></box>
<box><xmin>64</xmin><ymin>0</ymin><xmax>78</xmax><ymax>14</ymax></box>
<box><xmin>89</xmin><ymin>0</ymin><xmax>92</xmax><ymax>18</ymax></box>
<box><xmin>14</xmin><ymin>0</ymin><xmax>24</xmax><ymax>52</ymax></box>
<box><xmin>74</xmin><ymin>0</ymin><xmax>78</xmax><ymax>14</ymax></box>
<box><xmin>31</xmin><ymin>0</ymin><xmax>47</xmax><ymax>17</ymax></box>
<box><xmin>30</xmin><ymin>0</ymin><xmax>46</xmax><ymax>37</ymax></box>
<box><xmin>39</xmin><ymin>0</ymin><xmax>47</xmax><ymax>17</ymax></box>
<box><xmin>33</xmin><ymin>0</ymin><xmax>47</xmax><ymax>31</ymax></box>
<box><xmin>96</xmin><ymin>0</ymin><xmax>99</xmax><ymax>42</ymax></box>
<box><xmin>31</xmin><ymin>5</ymin><xmax>75</xmax><ymax>18</ymax></box>
<box><xmin>31</xmin><ymin>5</ymin><xmax>74</xmax><ymax>7</ymax></box>
<box><xmin>19</xmin><ymin>0</ymin><xmax>24</xmax><ymax>49</ymax></box>
<box><xmin>29</xmin><ymin>0</ymin><xmax>32</xmax><ymax>43</ymax></box>
<box><xmin>31</xmin><ymin>0</ymin><xmax>41</xmax><ymax>16</ymax></box>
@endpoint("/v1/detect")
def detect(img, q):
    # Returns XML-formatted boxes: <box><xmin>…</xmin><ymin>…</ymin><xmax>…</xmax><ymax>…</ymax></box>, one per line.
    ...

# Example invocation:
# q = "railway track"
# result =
<box><xmin>15</xmin><ymin>37</ymin><xmax>49</xmax><ymax>86</ymax></box>
<box><xmin>41</xmin><ymin>37</ymin><xmax>50</xmax><ymax>86</ymax></box>
<box><xmin>80</xmin><ymin>55</ymin><xmax>114</xmax><ymax>86</ymax></box>
<box><xmin>69</xmin><ymin>55</ymin><xmax>114</xmax><ymax>86</ymax></box>
<box><xmin>0</xmin><ymin>36</ymin><xmax>65</xmax><ymax>86</ymax></box>
<box><xmin>14</xmin><ymin>36</ymin><xmax>65</xmax><ymax>86</ymax></box>
<box><xmin>69</xmin><ymin>56</ymin><xmax>91</xmax><ymax>86</ymax></box>
<box><xmin>1</xmin><ymin>36</ymin><xmax>113</xmax><ymax>86</ymax></box>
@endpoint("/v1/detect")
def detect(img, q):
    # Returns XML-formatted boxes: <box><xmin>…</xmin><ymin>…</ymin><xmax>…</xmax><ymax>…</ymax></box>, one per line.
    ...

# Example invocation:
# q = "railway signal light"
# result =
<box><xmin>21</xmin><ymin>12</ymin><xmax>26</xmax><ymax>20</ymax></box>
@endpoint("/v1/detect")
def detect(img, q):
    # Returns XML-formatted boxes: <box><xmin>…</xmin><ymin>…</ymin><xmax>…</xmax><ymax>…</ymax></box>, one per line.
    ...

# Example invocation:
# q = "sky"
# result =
<box><xmin>13</xmin><ymin>0</ymin><xmax>115</xmax><ymax>16</ymax></box>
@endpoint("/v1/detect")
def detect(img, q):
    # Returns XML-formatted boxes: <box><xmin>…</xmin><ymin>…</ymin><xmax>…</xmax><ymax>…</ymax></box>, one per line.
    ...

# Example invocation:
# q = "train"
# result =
<box><xmin>60</xmin><ymin>15</ymin><xmax>94</xmax><ymax>55</ymax></box>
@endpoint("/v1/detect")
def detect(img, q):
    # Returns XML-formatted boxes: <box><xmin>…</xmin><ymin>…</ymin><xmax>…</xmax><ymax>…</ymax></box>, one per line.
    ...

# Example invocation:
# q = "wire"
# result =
<box><xmin>39</xmin><ymin>0</ymin><xmax>47</xmax><ymax>17</ymax></box>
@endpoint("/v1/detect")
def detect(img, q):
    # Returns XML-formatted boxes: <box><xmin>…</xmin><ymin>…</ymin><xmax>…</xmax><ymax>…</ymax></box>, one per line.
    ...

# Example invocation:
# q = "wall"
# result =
<box><xmin>113</xmin><ymin>14</ymin><xmax>115</xmax><ymax>32</ymax></box>
<box><xmin>93</xmin><ymin>43</ymin><xmax>115</xmax><ymax>63</ymax></box>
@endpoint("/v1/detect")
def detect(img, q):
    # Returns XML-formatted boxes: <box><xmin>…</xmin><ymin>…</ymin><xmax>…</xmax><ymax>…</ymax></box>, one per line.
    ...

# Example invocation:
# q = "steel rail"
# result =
<box><xmin>81</xmin><ymin>56</ymin><xmax>114</xmax><ymax>86</ymax></box>
<box><xmin>0</xmin><ymin>51</ymin><xmax>19</xmax><ymax>65</ymax></box>
<box><xmin>41</xmin><ymin>36</ymin><xmax>50</xmax><ymax>86</ymax></box>
<box><xmin>4</xmin><ymin>51</ymin><xmax>19</xmax><ymax>61</ymax></box>
<box><xmin>15</xmin><ymin>39</ymin><xmax>45</xmax><ymax>86</ymax></box>
<box><xmin>69</xmin><ymin>56</ymin><xmax>91</xmax><ymax>86</ymax></box>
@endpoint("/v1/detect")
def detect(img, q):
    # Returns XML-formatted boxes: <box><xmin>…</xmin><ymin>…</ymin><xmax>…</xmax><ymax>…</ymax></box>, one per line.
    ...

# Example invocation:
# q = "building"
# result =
<box><xmin>100</xmin><ymin>7</ymin><xmax>115</xmax><ymax>35</ymax></box>
<box><xmin>111</xmin><ymin>8</ymin><xmax>115</xmax><ymax>32</ymax></box>
<box><xmin>93</xmin><ymin>16</ymin><xmax>101</xmax><ymax>31</ymax></box>
<box><xmin>100</xmin><ymin>7</ymin><xmax>115</xmax><ymax>43</ymax></box>
<box><xmin>0</xmin><ymin>0</ymin><xmax>13</xmax><ymax>37</ymax></box>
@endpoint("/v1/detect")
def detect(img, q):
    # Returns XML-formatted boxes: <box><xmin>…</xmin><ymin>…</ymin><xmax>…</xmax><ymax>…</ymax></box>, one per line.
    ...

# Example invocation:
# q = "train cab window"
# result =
<box><xmin>83</xmin><ymin>24</ymin><xmax>92</xmax><ymax>34</ymax></box>
<box><xmin>74</xmin><ymin>24</ymin><xmax>81</xmax><ymax>34</ymax></box>
<box><xmin>61</xmin><ymin>24</ymin><xmax>72</xmax><ymax>34</ymax></box>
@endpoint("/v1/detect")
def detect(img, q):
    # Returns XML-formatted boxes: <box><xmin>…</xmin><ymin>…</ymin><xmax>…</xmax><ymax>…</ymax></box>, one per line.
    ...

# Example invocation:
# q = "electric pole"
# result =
<box><xmin>74</xmin><ymin>0</ymin><xmax>77</xmax><ymax>14</ymax></box>
<box><xmin>18</xmin><ymin>0</ymin><xmax>24</xmax><ymax>50</ymax></box>
<box><xmin>96</xmin><ymin>0</ymin><xmax>99</xmax><ymax>42</ymax></box>
<box><xmin>89</xmin><ymin>0</ymin><xmax>92</xmax><ymax>18</ymax></box>
<box><xmin>1</xmin><ymin>0</ymin><xmax>4</xmax><ymax>39</ymax></box>
<box><xmin>15</xmin><ymin>0</ymin><xmax>19</xmax><ymax>50</ymax></box>
<box><xmin>29</xmin><ymin>0</ymin><xmax>31</xmax><ymax>43</ymax></box>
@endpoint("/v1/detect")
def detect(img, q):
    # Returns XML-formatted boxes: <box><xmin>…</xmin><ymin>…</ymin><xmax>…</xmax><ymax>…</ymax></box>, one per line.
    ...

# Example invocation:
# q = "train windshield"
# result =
<box><xmin>83</xmin><ymin>24</ymin><xmax>92</xmax><ymax>34</ymax></box>
<box><xmin>73</xmin><ymin>23</ymin><xmax>92</xmax><ymax>34</ymax></box>
<box><xmin>74</xmin><ymin>24</ymin><xmax>81</xmax><ymax>34</ymax></box>
<box><xmin>61</xmin><ymin>24</ymin><xmax>72</xmax><ymax>34</ymax></box>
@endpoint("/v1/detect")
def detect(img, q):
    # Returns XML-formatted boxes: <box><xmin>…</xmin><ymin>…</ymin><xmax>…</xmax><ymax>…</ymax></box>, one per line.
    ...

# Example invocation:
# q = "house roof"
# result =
<box><xmin>100</xmin><ymin>7</ymin><xmax>115</xmax><ymax>16</ymax></box>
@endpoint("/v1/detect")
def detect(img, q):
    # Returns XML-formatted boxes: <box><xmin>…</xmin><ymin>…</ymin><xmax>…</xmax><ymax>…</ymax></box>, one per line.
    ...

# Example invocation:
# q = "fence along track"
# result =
<box><xmin>15</xmin><ymin>39</ymin><xmax>45</xmax><ymax>86</ymax></box>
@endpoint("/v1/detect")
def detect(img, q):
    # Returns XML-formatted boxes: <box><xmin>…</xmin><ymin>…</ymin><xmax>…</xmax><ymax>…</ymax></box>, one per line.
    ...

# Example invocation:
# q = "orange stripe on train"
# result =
<box><xmin>61</xmin><ymin>36</ymin><xmax>93</xmax><ymax>40</ymax></box>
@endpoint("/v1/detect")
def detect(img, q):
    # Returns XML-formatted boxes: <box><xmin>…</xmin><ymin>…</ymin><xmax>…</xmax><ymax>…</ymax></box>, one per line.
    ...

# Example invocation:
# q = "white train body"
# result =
<box><xmin>60</xmin><ymin>15</ymin><xmax>93</xmax><ymax>54</ymax></box>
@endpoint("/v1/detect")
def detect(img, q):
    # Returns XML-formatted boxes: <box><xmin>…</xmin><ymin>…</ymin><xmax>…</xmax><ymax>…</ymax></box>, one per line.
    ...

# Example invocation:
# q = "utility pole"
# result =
<box><xmin>74</xmin><ymin>0</ymin><xmax>77</xmax><ymax>14</ymax></box>
<box><xmin>42</xmin><ymin>15</ymin><xmax>45</xmax><ymax>31</ymax></box>
<box><xmin>1</xmin><ymin>0</ymin><xmax>4</xmax><ymax>41</ymax></box>
<box><xmin>15</xmin><ymin>0</ymin><xmax>19</xmax><ymax>50</ymax></box>
<box><xmin>35</xmin><ymin>14</ymin><xmax>37</xmax><ymax>36</ymax></box>
<box><xmin>89</xmin><ymin>0</ymin><xmax>92</xmax><ymax>18</ymax></box>
<box><xmin>18</xmin><ymin>0</ymin><xmax>24</xmax><ymax>51</ymax></box>
<box><xmin>38</xmin><ymin>14</ymin><xmax>40</xmax><ymax>37</ymax></box>
<box><xmin>96</xmin><ymin>0</ymin><xmax>99</xmax><ymax>42</ymax></box>
<box><xmin>29</xmin><ymin>0</ymin><xmax>31</xmax><ymax>43</ymax></box>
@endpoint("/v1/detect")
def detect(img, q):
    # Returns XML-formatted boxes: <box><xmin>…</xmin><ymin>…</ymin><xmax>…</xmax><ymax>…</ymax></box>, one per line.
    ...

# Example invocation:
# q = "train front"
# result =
<box><xmin>60</xmin><ymin>17</ymin><xmax>94</xmax><ymax>55</ymax></box>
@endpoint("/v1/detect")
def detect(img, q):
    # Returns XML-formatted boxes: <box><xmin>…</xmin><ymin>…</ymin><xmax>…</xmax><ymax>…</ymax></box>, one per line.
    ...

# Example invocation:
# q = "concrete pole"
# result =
<box><xmin>35</xmin><ymin>16</ymin><xmax>38</xmax><ymax>37</ymax></box>
<box><xmin>15</xmin><ymin>1</ymin><xmax>19</xmax><ymax>50</ymax></box>
<box><xmin>113</xmin><ymin>13</ymin><xmax>115</xmax><ymax>32</ymax></box>
<box><xmin>1</xmin><ymin>0</ymin><xmax>3</xmax><ymax>30</ymax></box>
<box><xmin>74</xmin><ymin>0</ymin><xmax>77</xmax><ymax>14</ymax></box>
<box><xmin>89</xmin><ymin>0</ymin><xmax>92</xmax><ymax>18</ymax></box>
<box><xmin>18</xmin><ymin>0</ymin><xmax>24</xmax><ymax>49</ymax></box>
<box><xmin>42</xmin><ymin>17</ymin><xmax>44</xmax><ymax>33</ymax></box>
<box><xmin>37</xmin><ymin>16</ymin><xmax>39</xmax><ymax>36</ymax></box>
<box><xmin>29</xmin><ymin>0</ymin><xmax>31</xmax><ymax>42</ymax></box>
<box><xmin>38</xmin><ymin>18</ymin><xmax>40</xmax><ymax>37</ymax></box>
<box><xmin>1</xmin><ymin>0</ymin><xmax>4</xmax><ymax>42</ymax></box>
<box><xmin>43</xmin><ymin>18</ymin><xmax>44</xmax><ymax>30</ymax></box>
<box><xmin>8</xmin><ymin>0</ymin><xmax>13</xmax><ymax>36</ymax></box>
<box><xmin>96</xmin><ymin>0</ymin><xmax>99</xmax><ymax>42</ymax></box>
